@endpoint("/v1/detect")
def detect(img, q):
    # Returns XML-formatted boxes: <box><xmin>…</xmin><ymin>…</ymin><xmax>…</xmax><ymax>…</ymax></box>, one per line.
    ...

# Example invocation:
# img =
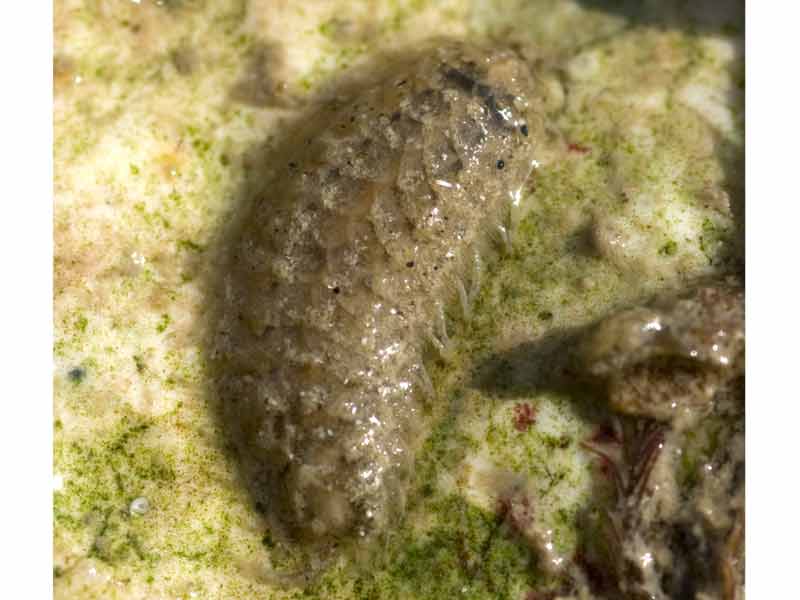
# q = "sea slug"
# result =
<box><xmin>213</xmin><ymin>41</ymin><xmax>549</xmax><ymax>550</ymax></box>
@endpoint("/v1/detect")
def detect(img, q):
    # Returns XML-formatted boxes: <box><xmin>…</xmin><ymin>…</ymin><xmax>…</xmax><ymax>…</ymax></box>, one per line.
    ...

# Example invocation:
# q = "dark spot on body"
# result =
<box><xmin>443</xmin><ymin>67</ymin><xmax>513</xmax><ymax>128</ymax></box>
<box><xmin>443</xmin><ymin>67</ymin><xmax>477</xmax><ymax>91</ymax></box>
<box><xmin>406</xmin><ymin>261</ymin><xmax>415</xmax><ymax>268</ymax></box>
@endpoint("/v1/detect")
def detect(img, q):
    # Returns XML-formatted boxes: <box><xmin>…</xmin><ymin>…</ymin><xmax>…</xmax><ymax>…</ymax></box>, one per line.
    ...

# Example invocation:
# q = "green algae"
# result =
<box><xmin>54</xmin><ymin>1</ymin><xmax>744</xmax><ymax>597</ymax></box>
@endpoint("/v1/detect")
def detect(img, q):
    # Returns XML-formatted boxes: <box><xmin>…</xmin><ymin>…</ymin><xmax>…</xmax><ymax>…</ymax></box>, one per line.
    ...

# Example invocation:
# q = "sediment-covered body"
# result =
<box><xmin>214</xmin><ymin>42</ymin><xmax>546</xmax><ymax>547</ymax></box>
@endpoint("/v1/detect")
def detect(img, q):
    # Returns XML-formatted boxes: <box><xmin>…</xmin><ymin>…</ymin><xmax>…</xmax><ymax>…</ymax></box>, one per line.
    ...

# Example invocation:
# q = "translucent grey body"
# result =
<box><xmin>215</xmin><ymin>42</ymin><xmax>544</xmax><ymax>546</ymax></box>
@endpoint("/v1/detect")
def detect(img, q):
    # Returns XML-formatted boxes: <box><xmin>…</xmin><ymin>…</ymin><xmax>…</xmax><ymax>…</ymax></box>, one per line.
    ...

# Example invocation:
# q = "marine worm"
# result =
<box><xmin>213</xmin><ymin>41</ymin><xmax>548</xmax><ymax>552</ymax></box>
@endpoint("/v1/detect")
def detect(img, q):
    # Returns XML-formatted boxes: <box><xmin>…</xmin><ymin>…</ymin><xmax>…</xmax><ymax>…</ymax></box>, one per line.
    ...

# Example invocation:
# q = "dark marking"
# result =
<box><xmin>443</xmin><ymin>67</ymin><xmax>512</xmax><ymax>128</ymax></box>
<box><xmin>68</xmin><ymin>367</ymin><xmax>86</xmax><ymax>384</ymax></box>
<box><xmin>443</xmin><ymin>67</ymin><xmax>477</xmax><ymax>92</ymax></box>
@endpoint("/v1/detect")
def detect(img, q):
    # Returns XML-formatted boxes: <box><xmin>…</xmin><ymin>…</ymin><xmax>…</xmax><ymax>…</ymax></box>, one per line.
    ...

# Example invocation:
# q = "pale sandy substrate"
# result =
<box><xmin>54</xmin><ymin>1</ymin><xmax>743</xmax><ymax>598</ymax></box>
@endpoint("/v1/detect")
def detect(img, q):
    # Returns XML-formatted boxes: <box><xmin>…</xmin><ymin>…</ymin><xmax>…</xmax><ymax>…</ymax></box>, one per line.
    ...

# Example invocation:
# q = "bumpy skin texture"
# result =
<box><xmin>214</xmin><ymin>42</ymin><xmax>545</xmax><ymax>547</ymax></box>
